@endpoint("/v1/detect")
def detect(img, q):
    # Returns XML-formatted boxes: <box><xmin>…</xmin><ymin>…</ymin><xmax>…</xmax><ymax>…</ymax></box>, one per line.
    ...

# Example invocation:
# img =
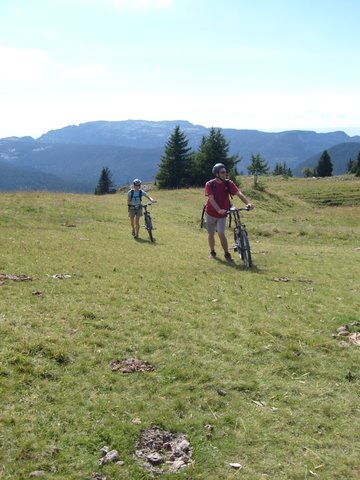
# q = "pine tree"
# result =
<box><xmin>354</xmin><ymin>151</ymin><xmax>360</xmax><ymax>177</ymax></box>
<box><xmin>190</xmin><ymin>127</ymin><xmax>239</xmax><ymax>186</ymax></box>
<box><xmin>315</xmin><ymin>150</ymin><xmax>333</xmax><ymax>177</ymax></box>
<box><xmin>347</xmin><ymin>158</ymin><xmax>354</xmax><ymax>173</ymax></box>
<box><xmin>94</xmin><ymin>167</ymin><xmax>116</xmax><ymax>195</ymax></box>
<box><xmin>156</xmin><ymin>125</ymin><xmax>193</xmax><ymax>188</ymax></box>
<box><xmin>247</xmin><ymin>153</ymin><xmax>269</xmax><ymax>187</ymax></box>
<box><xmin>273</xmin><ymin>162</ymin><xmax>282</xmax><ymax>175</ymax></box>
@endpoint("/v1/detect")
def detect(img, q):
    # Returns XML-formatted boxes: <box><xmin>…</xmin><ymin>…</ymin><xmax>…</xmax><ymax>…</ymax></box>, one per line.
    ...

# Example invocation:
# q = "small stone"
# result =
<box><xmin>99</xmin><ymin>449</ymin><xmax>120</xmax><ymax>465</ymax></box>
<box><xmin>175</xmin><ymin>439</ymin><xmax>190</xmax><ymax>454</ymax></box>
<box><xmin>100</xmin><ymin>446</ymin><xmax>109</xmax><ymax>456</ymax></box>
<box><xmin>29</xmin><ymin>472</ymin><xmax>45</xmax><ymax>478</ymax></box>
<box><xmin>217</xmin><ymin>388</ymin><xmax>227</xmax><ymax>396</ymax></box>
<box><xmin>146</xmin><ymin>452</ymin><xmax>163</xmax><ymax>465</ymax></box>
<box><xmin>170</xmin><ymin>460</ymin><xmax>186</xmax><ymax>471</ymax></box>
<box><xmin>92</xmin><ymin>473</ymin><xmax>107</xmax><ymax>480</ymax></box>
<box><xmin>229</xmin><ymin>463</ymin><xmax>242</xmax><ymax>469</ymax></box>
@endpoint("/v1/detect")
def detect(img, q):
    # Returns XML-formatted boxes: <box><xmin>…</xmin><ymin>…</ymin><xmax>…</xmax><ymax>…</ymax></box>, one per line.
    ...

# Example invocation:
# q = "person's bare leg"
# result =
<box><xmin>218</xmin><ymin>232</ymin><xmax>229</xmax><ymax>254</ymax></box>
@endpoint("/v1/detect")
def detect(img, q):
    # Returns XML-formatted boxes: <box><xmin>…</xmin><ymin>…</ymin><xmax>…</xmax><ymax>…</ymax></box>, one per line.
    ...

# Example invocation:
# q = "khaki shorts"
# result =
<box><xmin>128</xmin><ymin>205</ymin><xmax>143</xmax><ymax>219</ymax></box>
<box><xmin>205</xmin><ymin>213</ymin><xmax>227</xmax><ymax>234</ymax></box>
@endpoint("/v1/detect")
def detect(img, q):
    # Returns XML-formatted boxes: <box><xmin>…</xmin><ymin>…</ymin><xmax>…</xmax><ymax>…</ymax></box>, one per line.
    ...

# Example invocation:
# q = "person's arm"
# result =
<box><xmin>235</xmin><ymin>190</ymin><xmax>254</xmax><ymax>209</ymax></box>
<box><xmin>144</xmin><ymin>193</ymin><xmax>154</xmax><ymax>202</ymax></box>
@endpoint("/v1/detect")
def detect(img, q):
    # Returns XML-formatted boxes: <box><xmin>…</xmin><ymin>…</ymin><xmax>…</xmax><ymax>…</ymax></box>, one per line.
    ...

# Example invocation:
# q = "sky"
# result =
<box><xmin>1</xmin><ymin>0</ymin><xmax>360</xmax><ymax>139</ymax></box>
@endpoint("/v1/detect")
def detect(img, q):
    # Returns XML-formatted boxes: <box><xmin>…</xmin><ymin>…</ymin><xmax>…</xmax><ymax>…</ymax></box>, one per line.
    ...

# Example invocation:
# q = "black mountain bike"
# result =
<box><xmin>228</xmin><ymin>207</ymin><xmax>252</xmax><ymax>268</ymax></box>
<box><xmin>142</xmin><ymin>203</ymin><xmax>155</xmax><ymax>242</ymax></box>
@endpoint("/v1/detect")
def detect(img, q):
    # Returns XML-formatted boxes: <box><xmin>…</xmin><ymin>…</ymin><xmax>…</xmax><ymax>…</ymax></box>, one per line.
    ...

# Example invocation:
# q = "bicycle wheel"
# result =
<box><xmin>145</xmin><ymin>214</ymin><xmax>154</xmax><ymax>242</ymax></box>
<box><xmin>239</xmin><ymin>229</ymin><xmax>252</xmax><ymax>268</ymax></box>
<box><xmin>200</xmin><ymin>205</ymin><xmax>206</xmax><ymax>228</ymax></box>
<box><xmin>233</xmin><ymin>226</ymin><xmax>242</xmax><ymax>257</ymax></box>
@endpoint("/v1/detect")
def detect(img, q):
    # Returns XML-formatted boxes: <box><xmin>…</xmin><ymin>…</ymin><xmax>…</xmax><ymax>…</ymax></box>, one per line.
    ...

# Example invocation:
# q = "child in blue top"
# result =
<box><xmin>127</xmin><ymin>179</ymin><xmax>154</xmax><ymax>238</ymax></box>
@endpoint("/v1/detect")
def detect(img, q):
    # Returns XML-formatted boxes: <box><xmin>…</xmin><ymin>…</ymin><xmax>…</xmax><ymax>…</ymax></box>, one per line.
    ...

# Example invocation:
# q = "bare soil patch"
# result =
<box><xmin>134</xmin><ymin>426</ymin><xmax>193</xmax><ymax>474</ymax></box>
<box><xmin>0</xmin><ymin>273</ymin><xmax>32</xmax><ymax>281</ymax></box>
<box><xmin>333</xmin><ymin>322</ymin><xmax>360</xmax><ymax>346</ymax></box>
<box><xmin>110</xmin><ymin>358</ymin><xmax>155</xmax><ymax>373</ymax></box>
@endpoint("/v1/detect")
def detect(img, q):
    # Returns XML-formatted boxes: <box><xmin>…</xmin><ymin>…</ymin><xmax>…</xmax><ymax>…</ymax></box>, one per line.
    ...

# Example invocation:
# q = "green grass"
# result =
<box><xmin>0</xmin><ymin>176</ymin><xmax>359</xmax><ymax>479</ymax></box>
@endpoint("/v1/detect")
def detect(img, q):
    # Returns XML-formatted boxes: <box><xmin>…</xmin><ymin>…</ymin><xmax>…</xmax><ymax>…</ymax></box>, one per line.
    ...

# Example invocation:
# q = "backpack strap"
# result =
<box><xmin>210</xmin><ymin>179</ymin><xmax>233</xmax><ymax>199</ymax></box>
<box><xmin>130</xmin><ymin>189</ymin><xmax>143</xmax><ymax>201</ymax></box>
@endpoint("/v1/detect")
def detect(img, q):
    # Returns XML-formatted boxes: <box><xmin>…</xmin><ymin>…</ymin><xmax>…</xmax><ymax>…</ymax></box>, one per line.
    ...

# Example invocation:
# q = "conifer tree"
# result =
<box><xmin>354</xmin><ymin>151</ymin><xmax>360</xmax><ymax>177</ymax></box>
<box><xmin>347</xmin><ymin>158</ymin><xmax>354</xmax><ymax>173</ymax></box>
<box><xmin>156</xmin><ymin>125</ymin><xmax>193</xmax><ymax>188</ymax></box>
<box><xmin>94</xmin><ymin>167</ymin><xmax>116</xmax><ymax>195</ymax></box>
<box><xmin>247</xmin><ymin>153</ymin><xmax>269</xmax><ymax>187</ymax></box>
<box><xmin>315</xmin><ymin>150</ymin><xmax>333</xmax><ymax>177</ymax></box>
<box><xmin>191</xmin><ymin>127</ymin><xmax>239</xmax><ymax>186</ymax></box>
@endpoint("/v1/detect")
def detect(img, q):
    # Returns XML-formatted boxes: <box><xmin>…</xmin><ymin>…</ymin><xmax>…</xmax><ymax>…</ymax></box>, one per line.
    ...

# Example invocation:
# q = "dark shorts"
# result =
<box><xmin>128</xmin><ymin>205</ymin><xmax>143</xmax><ymax>219</ymax></box>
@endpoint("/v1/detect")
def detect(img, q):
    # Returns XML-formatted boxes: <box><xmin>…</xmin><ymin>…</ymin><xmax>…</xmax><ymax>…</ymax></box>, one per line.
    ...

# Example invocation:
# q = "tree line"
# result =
<box><xmin>303</xmin><ymin>149</ymin><xmax>360</xmax><ymax>178</ymax></box>
<box><xmin>94</xmin><ymin>126</ymin><xmax>360</xmax><ymax>194</ymax></box>
<box><xmin>155</xmin><ymin>125</ymin><xmax>292</xmax><ymax>189</ymax></box>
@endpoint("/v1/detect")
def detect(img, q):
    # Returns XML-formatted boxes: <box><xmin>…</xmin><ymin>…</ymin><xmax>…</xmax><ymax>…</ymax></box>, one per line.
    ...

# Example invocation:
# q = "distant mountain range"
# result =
<box><xmin>1</xmin><ymin>120</ymin><xmax>359</xmax><ymax>192</ymax></box>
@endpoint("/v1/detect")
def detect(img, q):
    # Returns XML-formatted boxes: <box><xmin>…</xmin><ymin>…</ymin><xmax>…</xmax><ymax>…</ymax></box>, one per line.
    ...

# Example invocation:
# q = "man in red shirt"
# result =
<box><xmin>205</xmin><ymin>163</ymin><xmax>254</xmax><ymax>261</ymax></box>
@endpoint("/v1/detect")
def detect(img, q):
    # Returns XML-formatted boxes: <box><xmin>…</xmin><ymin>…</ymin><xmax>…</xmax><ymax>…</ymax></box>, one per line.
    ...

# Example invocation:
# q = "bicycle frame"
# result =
<box><xmin>228</xmin><ymin>207</ymin><xmax>252</xmax><ymax>268</ymax></box>
<box><xmin>142</xmin><ymin>203</ymin><xmax>155</xmax><ymax>242</ymax></box>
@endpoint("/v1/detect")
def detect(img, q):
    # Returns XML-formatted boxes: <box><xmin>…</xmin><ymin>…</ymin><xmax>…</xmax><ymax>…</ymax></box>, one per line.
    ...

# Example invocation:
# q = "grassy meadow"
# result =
<box><xmin>0</xmin><ymin>176</ymin><xmax>359</xmax><ymax>480</ymax></box>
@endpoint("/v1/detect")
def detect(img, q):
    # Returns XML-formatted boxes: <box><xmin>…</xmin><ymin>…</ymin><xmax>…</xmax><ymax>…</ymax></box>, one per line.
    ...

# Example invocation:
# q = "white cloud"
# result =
<box><xmin>1</xmin><ymin>90</ymin><xmax>360</xmax><ymax>139</ymax></box>
<box><xmin>0</xmin><ymin>46</ymin><xmax>48</xmax><ymax>83</ymax></box>
<box><xmin>62</xmin><ymin>63</ymin><xmax>109</xmax><ymax>80</ymax></box>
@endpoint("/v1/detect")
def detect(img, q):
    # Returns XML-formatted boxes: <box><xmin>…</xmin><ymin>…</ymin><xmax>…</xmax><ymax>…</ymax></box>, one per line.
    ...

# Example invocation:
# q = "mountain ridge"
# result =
<box><xmin>1</xmin><ymin>120</ymin><xmax>359</xmax><ymax>192</ymax></box>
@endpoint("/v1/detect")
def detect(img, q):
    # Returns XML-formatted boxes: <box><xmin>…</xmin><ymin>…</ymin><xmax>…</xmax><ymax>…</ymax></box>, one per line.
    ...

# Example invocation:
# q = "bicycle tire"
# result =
<box><xmin>234</xmin><ymin>226</ymin><xmax>242</xmax><ymax>258</ymax></box>
<box><xmin>145</xmin><ymin>214</ymin><xmax>154</xmax><ymax>242</ymax></box>
<box><xmin>239</xmin><ymin>229</ymin><xmax>252</xmax><ymax>268</ymax></box>
<box><xmin>200</xmin><ymin>205</ymin><xmax>206</xmax><ymax>228</ymax></box>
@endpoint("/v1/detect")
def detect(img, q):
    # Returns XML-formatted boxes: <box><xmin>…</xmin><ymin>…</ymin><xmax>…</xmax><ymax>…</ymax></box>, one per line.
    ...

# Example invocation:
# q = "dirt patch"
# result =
<box><xmin>333</xmin><ymin>322</ymin><xmax>360</xmax><ymax>346</ymax></box>
<box><xmin>110</xmin><ymin>358</ymin><xmax>155</xmax><ymax>373</ymax></box>
<box><xmin>134</xmin><ymin>426</ymin><xmax>193</xmax><ymax>474</ymax></box>
<box><xmin>0</xmin><ymin>273</ymin><xmax>32</xmax><ymax>281</ymax></box>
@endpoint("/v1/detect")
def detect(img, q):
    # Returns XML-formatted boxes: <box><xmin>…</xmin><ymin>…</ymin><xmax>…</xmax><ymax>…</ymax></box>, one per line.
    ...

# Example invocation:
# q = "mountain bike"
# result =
<box><xmin>142</xmin><ymin>202</ymin><xmax>156</xmax><ymax>242</ymax></box>
<box><xmin>228</xmin><ymin>207</ymin><xmax>252</xmax><ymax>268</ymax></box>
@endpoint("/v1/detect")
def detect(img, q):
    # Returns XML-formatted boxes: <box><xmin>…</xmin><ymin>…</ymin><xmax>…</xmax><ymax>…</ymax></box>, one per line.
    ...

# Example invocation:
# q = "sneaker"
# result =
<box><xmin>209</xmin><ymin>250</ymin><xmax>216</xmax><ymax>259</ymax></box>
<box><xmin>224</xmin><ymin>252</ymin><xmax>233</xmax><ymax>262</ymax></box>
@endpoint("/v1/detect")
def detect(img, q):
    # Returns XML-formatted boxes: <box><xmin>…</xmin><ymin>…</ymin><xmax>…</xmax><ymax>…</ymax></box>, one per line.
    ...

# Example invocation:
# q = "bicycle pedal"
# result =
<box><xmin>232</xmin><ymin>244</ymin><xmax>237</xmax><ymax>251</ymax></box>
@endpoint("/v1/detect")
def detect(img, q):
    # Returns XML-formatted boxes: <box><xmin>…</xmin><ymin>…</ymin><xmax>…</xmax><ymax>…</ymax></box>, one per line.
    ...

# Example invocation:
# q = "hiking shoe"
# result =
<box><xmin>224</xmin><ymin>252</ymin><xmax>233</xmax><ymax>262</ymax></box>
<box><xmin>209</xmin><ymin>250</ymin><xmax>216</xmax><ymax>259</ymax></box>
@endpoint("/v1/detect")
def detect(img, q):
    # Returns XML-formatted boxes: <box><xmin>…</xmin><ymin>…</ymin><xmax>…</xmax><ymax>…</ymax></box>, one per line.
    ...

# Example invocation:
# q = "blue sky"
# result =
<box><xmin>1</xmin><ymin>0</ymin><xmax>360</xmax><ymax>138</ymax></box>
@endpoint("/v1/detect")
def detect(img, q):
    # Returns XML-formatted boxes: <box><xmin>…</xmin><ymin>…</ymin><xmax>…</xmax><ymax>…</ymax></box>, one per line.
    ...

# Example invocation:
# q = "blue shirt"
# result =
<box><xmin>128</xmin><ymin>189</ymin><xmax>145</xmax><ymax>206</ymax></box>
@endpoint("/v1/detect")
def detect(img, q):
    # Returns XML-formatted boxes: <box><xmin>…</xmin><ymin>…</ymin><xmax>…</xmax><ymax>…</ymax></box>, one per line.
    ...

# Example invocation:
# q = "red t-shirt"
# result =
<box><xmin>205</xmin><ymin>179</ymin><xmax>239</xmax><ymax>218</ymax></box>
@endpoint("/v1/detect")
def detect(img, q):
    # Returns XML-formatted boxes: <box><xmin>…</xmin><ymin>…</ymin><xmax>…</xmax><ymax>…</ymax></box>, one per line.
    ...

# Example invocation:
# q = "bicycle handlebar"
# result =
<box><xmin>227</xmin><ymin>206</ymin><xmax>251</xmax><ymax>213</ymax></box>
